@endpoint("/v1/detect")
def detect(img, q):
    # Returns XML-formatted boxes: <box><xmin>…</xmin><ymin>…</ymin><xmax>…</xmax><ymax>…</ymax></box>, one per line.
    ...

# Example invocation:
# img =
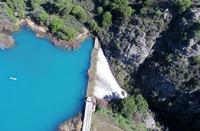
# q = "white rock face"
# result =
<box><xmin>190</xmin><ymin>8</ymin><xmax>200</xmax><ymax>22</ymax></box>
<box><xmin>94</xmin><ymin>48</ymin><xmax>127</xmax><ymax>100</ymax></box>
<box><xmin>143</xmin><ymin>115</ymin><xmax>157</xmax><ymax>130</ymax></box>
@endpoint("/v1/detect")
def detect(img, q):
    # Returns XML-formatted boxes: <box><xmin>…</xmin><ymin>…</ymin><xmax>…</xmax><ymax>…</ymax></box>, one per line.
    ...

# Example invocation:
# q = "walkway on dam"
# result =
<box><xmin>82</xmin><ymin>97</ymin><xmax>94</xmax><ymax>131</ymax></box>
<box><xmin>82</xmin><ymin>37</ymin><xmax>99</xmax><ymax>131</ymax></box>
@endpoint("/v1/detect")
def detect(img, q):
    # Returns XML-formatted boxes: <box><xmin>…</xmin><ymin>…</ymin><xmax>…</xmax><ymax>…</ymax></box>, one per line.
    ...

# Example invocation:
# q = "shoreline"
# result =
<box><xmin>18</xmin><ymin>19</ymin><xmax>90</xmax><ymax>49</ymax></box>
<box><xmin>0</xmin><ymin>19</ymin><xmax>90</xmax><ymax>50</ymax></box>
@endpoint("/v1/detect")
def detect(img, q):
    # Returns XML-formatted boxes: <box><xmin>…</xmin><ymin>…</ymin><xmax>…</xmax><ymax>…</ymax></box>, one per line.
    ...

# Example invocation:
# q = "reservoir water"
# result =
<box><xmin>0</xmin><ymin>27</ymin><xmax>93</xmax><ymax>131</ymax></box>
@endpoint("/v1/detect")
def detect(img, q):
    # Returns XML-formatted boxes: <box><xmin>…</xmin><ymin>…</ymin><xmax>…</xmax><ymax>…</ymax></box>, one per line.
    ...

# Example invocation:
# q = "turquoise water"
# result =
<box><xmin>0</xmin><ymin>27</ymin><xmax>93</xmax><ymax>131</ymax></box>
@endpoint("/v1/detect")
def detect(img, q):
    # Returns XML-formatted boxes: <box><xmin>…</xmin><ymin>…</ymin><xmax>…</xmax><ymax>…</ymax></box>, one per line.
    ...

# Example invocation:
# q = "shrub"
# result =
<box><xmin>102</xmin><ymin>11</ymin><xmax>112</xmax><ymax>29</ymax></box>
<box><xmin>134</xmin><ymin>95</ymin><xmax>148</xmax><ymax>114</ymax></box>
<box><xmin>96</xmin><ymin>6</ymin><xmax>103</xmax><ymax>14</ymax></box>
<box><xmin>17</xmin><ymin>9</ymin><xmax>26</xmax><ymax>18</ymax></box>
<box><xmin>37</xmin><ymin>9</ymin><xmax>48</xmax><ymax>26</ymax></box>
<box><xmin>110</xmin><ymin>94</ymin><xmax>148</xmax><ymax>118</ymax></box>
<box><xmin>6</xmin><ymin>7</ymin><xmax>14</xmax><ymax>17</ymax></box>
<box><xmin>97</xmin><ymin>0</ymin><xmax>133</xmax><ymax>20</ymax></box>
<box><xmin>30</xmin><ymin>0</ymin><xmax>42</xmax><ymax>9</ymax></box>
<box><xmin>194</xmin><ymin>55</ymin><xmax>200</xmax><ymax>65</ymax></box>
<box><xmin>110</xmin><ymin>0</ymin><xmax>133</xmax><ymax>20</ymax></box>
<box><xmin>123</xmin><ymin>6</ymin><xmax>133</xmax><ymax>20</ymax></box>
<box><xmin>62</xmin><ymin>26</ymin><xmax>78</xmax><ymax>41</ymax></box>
<box><xmin>88</xmin><ymin>19</ymin><xmax>99</xmax><ymax>32</ymax></box>
<box><xmin>121</xmin><ymin>96</ymin><xmax>137</xmax><ymax>117</ymax></box>
<box><xmin>96</xmin><ymin>107</ymin><xmax>147</xmax><ymax>131</ymax></box>
<box><xmin>177</xmin><ymin>0</ymin><xmax>192</xmax><ymax>13</ymax></box>
<box><xmin>49</xmin><ymin>15</ymin><xmax>64</xmax><ymax>33</ymax></box>
<box><xmin>55</xmin><ymin>0</ymin><xmax>73</xmax><ymax>15</ymax></box>
<box><xmin>5</xmin><ymin>0</ymin><xmax>26</xmax><ymax>18</ymax></box>
<box><xmin>143</xmin><ymin>0</ymin><xmax>153</xmax><ymax>7</ymax></box>
<box><xmin>5</xmin><ymin>0</ymin><xmax>26</xmax><ymax>10</ymax></box>
<box><xmin>194</xmin><ymin>30</ymin><xmax>200</xmax><ymax>37</ymax></box>
<box><xmin>71</xmin><ymin>5</ymin><xmax>88</xmax><ymax>23</ymax></box>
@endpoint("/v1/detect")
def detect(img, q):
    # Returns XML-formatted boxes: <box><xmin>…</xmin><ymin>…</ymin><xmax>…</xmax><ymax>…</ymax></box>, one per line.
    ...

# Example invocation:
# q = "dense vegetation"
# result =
<box><xmin>0</xmin><ymin>0</ymin><xmax>135</xmax><ymax>41</ymax></box>
<box><xmin>95</xmin><ymin>91</ymin><xmax>149</xmax><ymax>131</ymax></box>
<box><xmin>1</xmin><ymin>0</ymin><xmax>193</xmax><ymax>39</ymax></box>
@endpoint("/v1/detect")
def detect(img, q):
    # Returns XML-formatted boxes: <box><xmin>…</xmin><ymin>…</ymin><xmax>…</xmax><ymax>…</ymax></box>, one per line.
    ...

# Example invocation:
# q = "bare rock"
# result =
<box><xmin>58</xmin><ymin>113</ymin><xmax>82</xmax><ymax>131</ymax></box>
<box><xmin>0</xmin><ymin>33</ymin><xmax>15</xmax><ymax>49</ymax></box>
<box><xmin>143</xmin><ymin>114</ymin><xmax>157</xmax><ymax>130</ymax></box>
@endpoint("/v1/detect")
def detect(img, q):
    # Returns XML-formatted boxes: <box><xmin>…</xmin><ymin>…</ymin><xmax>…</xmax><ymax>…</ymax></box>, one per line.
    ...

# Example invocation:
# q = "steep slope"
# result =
<box><xmin>135</xmin><ymin>7</ymin><xmax>200</xmax><ymax>131</ymax></box>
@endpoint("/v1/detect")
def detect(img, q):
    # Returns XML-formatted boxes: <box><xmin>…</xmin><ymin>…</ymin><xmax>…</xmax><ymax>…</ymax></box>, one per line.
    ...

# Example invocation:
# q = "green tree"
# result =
<box><xmin>30</xmin><ymin>0</ymin><xmax>41</xmax><ymax>9</ymax></box>
<box><xmin>108</xmin><ymin>0</ymin><xmax>133</xmax><ymax>20</ymax></box>
<box><xmin>88</xmin><ymin>19</ymin><xmax>99</xmax><ymax>32</ymax></box>
<box><xmin>61</xmin><ymin>27</ymin><xmax>78</xmax><ymax>40</ymax></box>
<box><xmin>50</xmin><ymin>15</ymin><xmax>64</xmax><ymax>33</ymax></box>
<box><xmin>121</xmin><ymin>96</ymin><xmax>137</xmax><ymax>117</ymax></box>
<box><xmin>96</xmin><ymin>6</ymin><xmax>103</xmax><ymax>14</ymax></box>
<box><xmin>71</xmin><ymin>5</ymin><xmax>88</xmax><ymax>23</ymax></box>
<box><xmin>194</xmin><ymin>55</ymin><xmax>200</xmax><ymax>65</ymax></box>
<box><xmin>5</xmin><ymin>0</ymin><xmax>26</xmax><ymax>9</ymax></box>
<box><xmin>177</xmin><ymin>0</ymin><xmax>192</xmax><ymax>13</ymax></box>
<box><xmin>110</xmin><ymin>0</ymin><xmax>129</xmax><ymax>11</ymax></box>
<box><xmin>123</xmin><ymin>6</ymin><xmax>133</xmax><ymax>19</ymax></box>
<box><xmin>5</xmin><ymin>0</ymin><xmax>26</xmax><ymax>18</ymax></box>
<box><xmin>37</xmin><ymin>9</ymin><xmax>49</xmax><ymax>26</ymax></box>
<box><xmin>6</xmin><ymin>7</ymin><xmax>14</xmax><ymax>17</ymax></box>
<box><xmin>54</xmin><ymin>0</ymin><xmax>73</xmax><ymax>15</ymax></box>
<box><xmin>142</xmin><ymin>0</ymin><xmax>153</xmax><ymax>7</ymax></box>
<box><xmin>102</xmin><ymin>11</ymin><xmax>112</xmax><ymax>29</ymax></box>
<box><xmin>134</xmin><ymin>95</ymin><xmax>148</xmax><ymax>114</ymax></box>
<box><xmin>120</xmin><ymin>95</ymin><xmax>148</xmax><ymax>117</ymax></box>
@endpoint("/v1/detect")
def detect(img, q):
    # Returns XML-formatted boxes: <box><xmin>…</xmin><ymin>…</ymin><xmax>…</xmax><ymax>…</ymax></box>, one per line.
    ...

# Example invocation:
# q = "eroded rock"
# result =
<box><xmin>58</xmin><ymin>113</ymin><xmax>83</xmax><ymax>131</ymax></box>
<box><xmin>0</xmin><ymin>33</ymin><xmax>15</xmax><ymax>49</ymax></box>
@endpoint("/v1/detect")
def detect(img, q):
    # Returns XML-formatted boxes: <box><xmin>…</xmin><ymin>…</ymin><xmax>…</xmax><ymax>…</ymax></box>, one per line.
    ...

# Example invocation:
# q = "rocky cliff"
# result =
<box><xmin>135</xmin><ymin>7</ymin><xmax>200</xmax><ymax>130</ymax></box>
<box><xmin>96</xmin><ymin>1</ymin><xmax>200</xmax><ymax>130</ymax></box>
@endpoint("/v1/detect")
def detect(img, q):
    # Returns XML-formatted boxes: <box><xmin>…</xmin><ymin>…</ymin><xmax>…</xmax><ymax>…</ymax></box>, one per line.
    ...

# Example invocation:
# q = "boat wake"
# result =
<box><xmin>10</xmin><ymin>76</ymin><xmax>17</xmax><ymax>81</ymax></box>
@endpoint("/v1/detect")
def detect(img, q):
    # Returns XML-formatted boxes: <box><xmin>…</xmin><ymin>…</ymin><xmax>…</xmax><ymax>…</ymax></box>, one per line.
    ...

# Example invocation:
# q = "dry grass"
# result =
<box><xmin>91</xmin><ymin>113</ymin><xmax>123</xmax><ymax>131</ymax></box>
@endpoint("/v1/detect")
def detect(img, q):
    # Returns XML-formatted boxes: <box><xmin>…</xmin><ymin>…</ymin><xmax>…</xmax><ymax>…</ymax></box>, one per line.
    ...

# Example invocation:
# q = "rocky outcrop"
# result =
<box><xmin>99</xmin><ymin>9</ymin><xmax>171</xmax><ymax>71</ymax></box>
<box><xmin>58</xmin><ymin>113</ymin><xmax>83</xmax><ymax>131</ymax></box>
<box><xmin>0</xmin><ymin>16</ymin><xmax>19</xmax><ymax>33</ymax></box>
<box><xmin>97</xmin><ymin>7</ymin><xmax>172</xmax><ymax>88</ymax></box>
<box><xmin>168</xmin><ymin>8</ymin><xmax>200</xmax><ymax>58</ymax></box>
<box><xmin>0</xmin><ymin>33</ymin><xmax>14</xmax><ymax>49</ymax></box>
<box><xmin>0</xmin><ymin>14</ymin><xmax>19</xmax><ymax>49</ymax></box>
<box><xmin>143</xmin><ymin>113</ymin><xmax>158</xmax><ymax>130</ymax></box>
<box><xmin>19</xmin><ymin>19</ymin><xmax>47</xmax><ymax>37</ymax></box>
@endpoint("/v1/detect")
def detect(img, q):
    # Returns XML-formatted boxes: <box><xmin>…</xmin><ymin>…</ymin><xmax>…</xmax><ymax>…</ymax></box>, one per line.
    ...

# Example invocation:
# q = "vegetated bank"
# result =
<box><xmin>0</xmin><ymin>0</ymin><xmax>90</xmax><ymax>50</ymax></box>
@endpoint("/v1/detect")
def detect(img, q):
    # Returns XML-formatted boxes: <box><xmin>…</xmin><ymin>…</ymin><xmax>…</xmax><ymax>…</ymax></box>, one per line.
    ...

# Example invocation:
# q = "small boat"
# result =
<box><xmin>10</xmin><ymin>76</ymin><xmax>17</xmax><ymax>81</ymax></box>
